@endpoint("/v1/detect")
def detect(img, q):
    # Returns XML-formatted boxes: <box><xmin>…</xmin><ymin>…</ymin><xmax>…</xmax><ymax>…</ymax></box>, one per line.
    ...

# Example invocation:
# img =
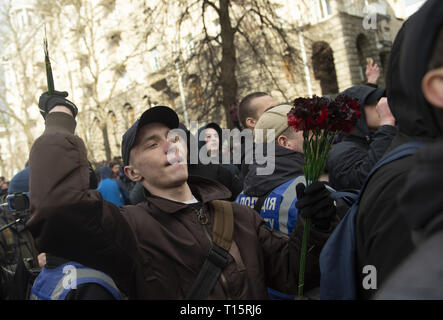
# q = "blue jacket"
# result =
<box><xmin>97</xmin><ymin>166</ymin><xmax>128</xmax><ymax>206</ymax></box>
<box><xmin>8</xmin><ymin>167</ymin><xmax>29</xmax><ymax>193</ymax></box>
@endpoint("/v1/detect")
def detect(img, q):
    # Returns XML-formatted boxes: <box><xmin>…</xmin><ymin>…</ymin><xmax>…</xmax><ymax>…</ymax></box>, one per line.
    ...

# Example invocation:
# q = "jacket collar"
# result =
<box><xmin>141</xmin><ymin>175</ymin><xmax>232</xmax><ymax>214</ymax></box>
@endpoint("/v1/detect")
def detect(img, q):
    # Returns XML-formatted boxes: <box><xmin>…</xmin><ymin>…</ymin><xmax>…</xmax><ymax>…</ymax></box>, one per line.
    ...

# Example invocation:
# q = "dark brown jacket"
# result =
<box><xmin>27</xmin><ymin>112</ymin><xmax>330</xmax><ymax>299</ymax></box>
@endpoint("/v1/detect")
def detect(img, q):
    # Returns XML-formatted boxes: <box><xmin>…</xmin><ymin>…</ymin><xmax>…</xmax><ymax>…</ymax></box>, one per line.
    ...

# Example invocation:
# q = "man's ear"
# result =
<box><xmin>245</xmin><ymin>117</ymin><xmax>256</xmax><ymax>129</ymax></box>
<box><xmin>422</xmin><ymin>67</ymin><xmax>443</xmax><ymax>109</ymax></box>
<box><xmin>277</xmin><ymin>135</ymin><xmax>287</xmax><ymax>148</ymax></box>
<box><xmin>124</xmin><ymin>165</ymin><xmax>142</xmax><ymax>182</ymax></box>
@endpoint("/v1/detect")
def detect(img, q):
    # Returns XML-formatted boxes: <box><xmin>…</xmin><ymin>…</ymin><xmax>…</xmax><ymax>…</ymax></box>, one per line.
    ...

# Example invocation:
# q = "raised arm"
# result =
<box><xmin>27</xmin><ymin>92</ymin><xmax>138</xmax><ymax>296</ymax></box>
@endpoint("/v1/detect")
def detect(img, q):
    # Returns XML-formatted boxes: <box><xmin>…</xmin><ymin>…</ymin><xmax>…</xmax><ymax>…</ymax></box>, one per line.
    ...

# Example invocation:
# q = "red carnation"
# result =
<box><xmin>287</xmin><ymin>93</ymin><xmax>361</xmax><ymax>299</ymax></box>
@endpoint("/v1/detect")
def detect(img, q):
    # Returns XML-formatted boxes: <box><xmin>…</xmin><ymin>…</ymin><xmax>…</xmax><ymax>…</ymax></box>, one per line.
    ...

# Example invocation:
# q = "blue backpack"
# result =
<box><xmin>319</xmin><ymin>142</ymin><xmax>423</xmax><ymax>300</ymax></box>
<box><xmin>30</xmin><ymin>261</ymin><xmax>121</xmax><ymax>300</ymax></box>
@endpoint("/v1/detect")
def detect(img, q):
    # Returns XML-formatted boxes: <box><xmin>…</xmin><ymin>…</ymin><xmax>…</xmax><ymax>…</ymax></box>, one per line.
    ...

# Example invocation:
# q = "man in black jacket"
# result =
<box><xmin>326</xmin><ymin>85</ymin><xmax>396</xmax><ymax>191</ymax></box>
<box><xmin>355</xmin><ymin>0</ymin><xmax>443</xmax><ymax>299</ymax></box>
<box><xmin>375</xmin><ymin>141</ymin><xmax>443</xmax><ymax>299</ymax></box>
<box><xmin>374</xmin><ymin>10</ymin><xmax>443</xmax><ymax>300</ymax></box>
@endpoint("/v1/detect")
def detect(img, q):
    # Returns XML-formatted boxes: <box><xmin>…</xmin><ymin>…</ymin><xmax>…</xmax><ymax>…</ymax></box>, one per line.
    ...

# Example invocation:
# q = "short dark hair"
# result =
<box><xmin>429</xmin><ymin>26</ymin><xmax>443</xmax><ymax>71</ymax></box>
<box><xmin>109</xmin><ymin>161</ymin><xmax>120</xmax><ymax>168</ymax></box>
<box><xmin>238</xmin><ymin>92</ymin><xmax>269</xmax><ymax>129</ymax></box>
<box><xmin>279</xmin><ymin>126</ymin><xmax>296</xmax><ymax>140</ymax></box>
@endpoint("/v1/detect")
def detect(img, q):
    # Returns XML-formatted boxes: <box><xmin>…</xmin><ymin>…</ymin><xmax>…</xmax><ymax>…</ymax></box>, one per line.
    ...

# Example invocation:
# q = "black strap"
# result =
<box><xmin>253</xmin><ymin>190</ymin><xmax>273</xmax><ymax>213</ymax></box>
<box><xmin>185</xmin><ymin>244</ymin><xmax>229</xmax><ymax>299</ymax></box>
<box><xmin>186</xmin><ymin>200</ymin><xmax>234</xmax><ymax>300</ymax></box>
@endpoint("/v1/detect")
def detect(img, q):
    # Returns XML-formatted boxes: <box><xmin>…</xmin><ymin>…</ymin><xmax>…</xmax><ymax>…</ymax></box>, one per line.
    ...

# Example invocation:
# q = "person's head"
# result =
<box><xmin>204</xmin><ymin>127</ymin><xmax>219</xmax><ymax>153</ymax></box>
<box><xmin>341</xmin><ymin>85</ymin><xmax>387</xmax><ymax>132</ymax></box>
<box><xmin>363</xmin><ymin>90</ymin><xmax>389</xmax><ymax>131</ymax></box>
<box><xmin>364</xmin><ymin>98</ymin><xmax>392</xmax><ymax>131</ymax></box>
<box><xmin>386</xmin><ymin>0</ymin><xmax>443</xmax><ymax>137</ymax></box>
<box><xmin>1</xmin><ymin>181</ymin><xmax>9</xmax><ymax>191</ymax></box>
<box><xmin>109</xmin><ymin>161</ymin><xmax>121</xmax><ymax>177</ymax></box>
<box><xmin>254</xmin><ymin>104</ymin><xmax>304</xmax><ymax>153</ymax></box>
<box><xmin>238</xmin><ymin>92</ymin><xmax>278</xmax><ymax>130</ymax></box>
<box><xmin>198</xmin><ymin>122</ymin><xmax>222</xmax><ymax>157</ymax></box>
<box><xmin>122</xmin><ymin>106</ymin><xmax>187</xmax><ymax>195</ymax></box>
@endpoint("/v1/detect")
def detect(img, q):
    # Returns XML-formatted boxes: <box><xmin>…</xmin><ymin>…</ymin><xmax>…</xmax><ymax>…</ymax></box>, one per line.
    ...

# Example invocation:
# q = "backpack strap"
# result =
<box><xmin>211</xmin><ymin>200</ymin><xmax>234</xmax><ymax>252</ymax></box>
<box><xmin>358</xmin><ymin>141</ymin><xmax>424</xmax><ymax>199</ymax></box>
<box><xmin>330</xmin><ymin>191</ymin><xmax>359</xmax><ymax>207</ymax></box>
<box><xmin>186</xmin><ymin>200</ymin><xmax>234</xmax><ymax>299</ymax></box>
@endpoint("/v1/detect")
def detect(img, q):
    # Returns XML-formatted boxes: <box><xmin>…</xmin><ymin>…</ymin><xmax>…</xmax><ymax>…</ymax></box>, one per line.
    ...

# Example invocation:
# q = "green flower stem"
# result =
<box><xmin>297</xmin><ymin>217</ymin><xmax>311</xmax><ymax>299</ymax></box>
<box><xmin>297</xmin><ymin>129</ymin><xmax>337</xmax><ymax>299</ymax></box>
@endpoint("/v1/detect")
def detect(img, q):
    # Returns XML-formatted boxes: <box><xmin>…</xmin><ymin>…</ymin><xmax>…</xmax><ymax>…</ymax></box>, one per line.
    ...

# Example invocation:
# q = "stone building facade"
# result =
<box><xmin>0</xmin><ymin>0</ymin><xmax>411</xmax><ymax>177</ymax></box>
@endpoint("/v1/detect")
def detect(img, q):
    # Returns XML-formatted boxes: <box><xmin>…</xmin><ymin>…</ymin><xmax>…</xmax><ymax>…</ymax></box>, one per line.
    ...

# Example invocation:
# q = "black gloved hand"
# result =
<box><xmin>39</xmin><ymin>90</ymin><xmax>78</xmax><ymax>119</ymax></box>
<box><xmin>295</xmin><ymin>181</ymin><xmax>336</xmax><ymax>230</ymax></box>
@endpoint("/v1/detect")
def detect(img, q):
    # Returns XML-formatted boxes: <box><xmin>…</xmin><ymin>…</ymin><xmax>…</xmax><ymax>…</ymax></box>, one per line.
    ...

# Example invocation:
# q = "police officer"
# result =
<box><xmin>236</xmin><ymin>104</ymin><xmax>336</xmax><ymax>299</ymax></box>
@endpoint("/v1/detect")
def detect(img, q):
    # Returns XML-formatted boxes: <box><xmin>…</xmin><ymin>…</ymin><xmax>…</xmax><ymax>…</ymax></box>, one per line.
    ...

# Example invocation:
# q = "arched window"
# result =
<box><xmin>107</xmin><ymin>111</ymin><xmax>119</xmax><ymax>155</ymax></box>
<box><xmin>282</xmin><ymin>54</ymin><xmax>295</xmax><ymax>81</ymax></box>
<box><xmin>123</xmin><ymin>103</ymin><xmax>134</xmax><ymax>128</ymax></box>
<box><xmin>188</xmin><ymin>75</ymin><xmax>203</xmax><ymax>105</ymax></box>
<box><xmin>312</xmin><ymin>41</ymin><xmax>339</xmax><ymax>95</ymax></box>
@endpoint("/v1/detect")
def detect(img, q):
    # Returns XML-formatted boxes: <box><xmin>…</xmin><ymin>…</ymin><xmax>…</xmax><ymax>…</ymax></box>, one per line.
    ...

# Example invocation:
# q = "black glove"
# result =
<box><xmin>295</xmin><ymin>181</ymin><xmax>336</xmax><ymax>230</ymax></box>
<box><xmin>39</xmin><ymin>90</ymin><xmax>78</xmax><ymax>119</ymax></box>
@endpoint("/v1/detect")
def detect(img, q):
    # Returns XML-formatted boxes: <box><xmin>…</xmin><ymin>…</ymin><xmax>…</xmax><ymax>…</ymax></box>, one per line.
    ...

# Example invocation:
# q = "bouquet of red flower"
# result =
<box><xmin>287</xmin><ymin>94</ymin><xmax>361</xmax><ymax>298</ymax></box>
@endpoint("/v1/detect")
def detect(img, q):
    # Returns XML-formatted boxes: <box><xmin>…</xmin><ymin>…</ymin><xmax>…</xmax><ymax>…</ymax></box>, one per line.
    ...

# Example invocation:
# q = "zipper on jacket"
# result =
<box><xmin>196</xmin><ymin>208</ymin><xmax>208</xmax><ymax>225</ymax></box>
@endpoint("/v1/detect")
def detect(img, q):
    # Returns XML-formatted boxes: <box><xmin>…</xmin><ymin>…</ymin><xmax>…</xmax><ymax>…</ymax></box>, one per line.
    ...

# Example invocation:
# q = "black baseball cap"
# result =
<box><xmin>121</xmin><ymin>106</ymin><xmax>179</xmax><ymax>166</ymax></box>
<box><xmin>341</xmin><ymin>85</ymin><xmax>386</xmax><ymax>107</ymax></box>
<box><xmin>366</xmin><ymin>88</ymin><xmax>386</xmax><ymax>105</ymax></box>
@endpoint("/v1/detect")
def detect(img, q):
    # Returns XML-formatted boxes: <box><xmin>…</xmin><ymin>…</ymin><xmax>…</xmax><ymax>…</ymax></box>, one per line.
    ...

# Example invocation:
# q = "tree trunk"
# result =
<box><xmin>219</xmin><ymin>0</ymin><xmax>237</xmax><ymax>129</ymax></box>
<box><xmin>102</xmin><ymin>123</ymin><xmax>112</xmax><ymax>162</ymax></box>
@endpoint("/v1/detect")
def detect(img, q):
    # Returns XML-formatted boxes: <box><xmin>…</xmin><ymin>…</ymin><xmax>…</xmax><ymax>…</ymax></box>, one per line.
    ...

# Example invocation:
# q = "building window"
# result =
<box><xmin>128</xmin><ymin>107</ymin><xmax>135</xmax><ymax>125</ymax></box>
<box><xmin>312</xmin><ymin>41</ymin><xmax>339</xmax><ymax>96</ymax></box>
<box><xmin>282</xmin><ymin>54</ymin><xmax>295</xmax><ymax>81</ymax></box>
<box><xmin>189</xmin><ymin>76</ymin><xmax>204</xmax><ymax>105</ymax></box>
<box><xmin>314</xmin><ymin>0</ymin><xmax>332</xmax><ymax>21</ymax></box>
<box><xmin>109</xmin><ymin>31</ymin><xmax>121</xmax><ymax>48</ymax></box>
<box><xmin>148</xmin><ymin>49</ymin><xmax>161</xmax><ymax>72</ymax></box>
<box><xmin>78</xmin><ymin>54</ymin><xmax>89</xmax><ymax>70</ymax></box>
<box><xmin>322</xmin><ymin>0</ymin><xmax>332</xmax><ymax>17</ymax></box>
<box><xmin>115</xmin><ymin>63</ymin><xmax>127</xmax><ymax>77</ymax></box>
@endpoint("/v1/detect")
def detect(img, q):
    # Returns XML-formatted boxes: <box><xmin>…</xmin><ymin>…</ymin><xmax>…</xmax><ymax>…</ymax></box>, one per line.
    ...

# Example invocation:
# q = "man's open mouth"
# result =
<box><xmin>166</xmin><ymin>155</ymin><xmax>184</xmax><ymax>166</ymax></box>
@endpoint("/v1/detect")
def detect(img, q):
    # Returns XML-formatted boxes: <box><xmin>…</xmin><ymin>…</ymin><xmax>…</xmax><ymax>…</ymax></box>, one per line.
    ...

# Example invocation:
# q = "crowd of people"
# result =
<box><xmin>0</xmin><ymin>0</ymin><xmax>442</xmax><ymax>300</ymax></box>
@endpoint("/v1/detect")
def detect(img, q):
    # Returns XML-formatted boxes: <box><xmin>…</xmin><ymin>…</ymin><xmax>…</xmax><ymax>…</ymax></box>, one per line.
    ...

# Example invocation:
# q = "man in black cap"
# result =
<box><xmin>325</xmin><ymin>85</ymin><xmax>397</xmax><ymax>191</ymax></box>
<box><xmin>26</xmin><ymin>97</ymin><xmax>336</xmax><ymax>299</ymax></box>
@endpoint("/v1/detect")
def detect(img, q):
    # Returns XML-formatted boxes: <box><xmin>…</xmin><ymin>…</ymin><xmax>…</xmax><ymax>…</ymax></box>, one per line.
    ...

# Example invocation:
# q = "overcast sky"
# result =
<box><xmin>404</xmin><ymin>0</ymin><xmax>424</xmax><ymax>5</ymax></box>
